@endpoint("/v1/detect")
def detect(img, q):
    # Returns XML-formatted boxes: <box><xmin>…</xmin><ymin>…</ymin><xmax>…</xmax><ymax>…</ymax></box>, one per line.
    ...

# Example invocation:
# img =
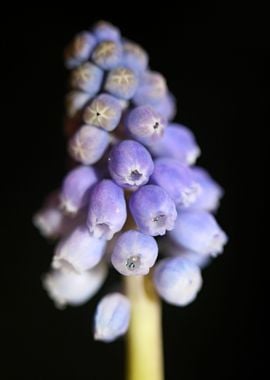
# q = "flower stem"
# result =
<box><xmin>125</xmin><ymin>275</ymin><xmax>164</xmax><ymax>380</ymax></box>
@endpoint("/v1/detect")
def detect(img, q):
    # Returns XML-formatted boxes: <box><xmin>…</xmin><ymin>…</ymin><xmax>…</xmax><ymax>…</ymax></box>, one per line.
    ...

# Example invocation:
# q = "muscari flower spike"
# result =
<box><xmin>34</xmin><ymin>20</ymin><xmax>227</xmax><ymax>343</ymax></box>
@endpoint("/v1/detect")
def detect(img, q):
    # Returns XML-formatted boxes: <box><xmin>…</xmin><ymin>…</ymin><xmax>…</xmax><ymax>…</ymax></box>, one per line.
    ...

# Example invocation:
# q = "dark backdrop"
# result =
<box><xmin>1</xmin><ymin>5</ymin><xmax>267</xmax><ymax>380</ymax></box>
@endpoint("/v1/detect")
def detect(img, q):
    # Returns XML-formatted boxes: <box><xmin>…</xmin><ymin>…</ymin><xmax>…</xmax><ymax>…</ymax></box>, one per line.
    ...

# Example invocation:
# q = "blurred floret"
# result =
<box><xmin>43</xmin><ymin>262</ymin><xmax>107</xmax><ymax>308</ymax></box>
<box><xmin>94</xmin><ymin>293</ymin><xmax>130</xmax><ymax>342</ymax></box>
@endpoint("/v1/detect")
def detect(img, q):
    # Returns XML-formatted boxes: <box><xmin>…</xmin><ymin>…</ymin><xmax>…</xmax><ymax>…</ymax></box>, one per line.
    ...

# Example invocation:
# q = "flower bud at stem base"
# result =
<box><xmin>125</xmin><ymin>275</ymin><xmax>164</xmax><ymax>380</ymax></box>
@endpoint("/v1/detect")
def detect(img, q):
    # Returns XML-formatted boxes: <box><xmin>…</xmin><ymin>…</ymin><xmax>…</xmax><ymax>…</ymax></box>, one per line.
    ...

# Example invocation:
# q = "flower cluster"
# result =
<box><xmin>34</xmin><ymin>21</ymin><xmax>227</xmax><ymax>342</ymax></box>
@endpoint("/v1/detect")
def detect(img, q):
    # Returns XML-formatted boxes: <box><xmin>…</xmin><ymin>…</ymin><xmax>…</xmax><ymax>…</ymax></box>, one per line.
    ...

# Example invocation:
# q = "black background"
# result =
<box><xmin>1</xmin><ymin>4</ymin><xmax>267</xmax><ymax>379</ymax></box>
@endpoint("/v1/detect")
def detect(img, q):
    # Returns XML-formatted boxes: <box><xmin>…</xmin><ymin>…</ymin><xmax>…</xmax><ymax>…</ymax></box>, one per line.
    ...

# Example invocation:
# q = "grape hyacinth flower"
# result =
<box><xmin>64</xmin><ymin>31</ymin><xmax>97</xmax><ymax>69</ymax></box>
<box><xmin>133</xmin><ymin>71</ymin><xmax>167</xmax><ymax>105</ymax></box>
<box><xmin>163</xmin><ymin>238</ymin><xmax>211</xmax><ymax>268</ymax></box>
<box><xmin>108</xmin><ymin>140</ymin><xmax>154</xmax><ymax>189</ymax></box>
<box><xmin>190</xmin><ymin>166</ymin><xmax>224</xmax><ymax>212</ymax></box>
<box><xmin>169</xmin><ymin>209</ymin><xmax>228</xmax><ymax>257</ymax></box>
<box><xmin>87</xmin><ymin>179</ymin><xmax>127</xmax><ymax>240</ymax></box>
<box><xmin>43</xmin><ymin>261</ymin><xmax>107</xmax><ymax>308</ymax></box>
<box><xmin>149</xmin><ymin>124</ymin><xmax>201</xmax><ymax>165</ymax></box>
<box><xmin>53</xmin><ymin>225</ymin><xmax>106</xmax><ymax>273</ymax></box>
<box><xmin>34</xmin><ymin>20</ymin><xmax>228</xmax><ymax>380</ymax></box>
<box><xmin>92</xmin><ymin>40</ymin><xmax>122</xmax><ymax>70</ymax></box>
<box><xmin>126</xmin><ymin>105</ymin><xmax>166</xmax><ymax>145</ymax></box>
<box><xmin>94</xmin><ymin>293</ymin><xmax>130</xmax><ymax>342</ymax></box>
<box><xmin>60</xmin><ymin>165</ymin><xmax>98</xmax><ymax>214</ymax></box>
<box><xmin>93</xmin><ymin>21</ymin><xmax>121</xmax><ymax>43</ymax></box>
<box><xmin>154</xmin><ymin>257</ymin><xmax>202</xmax><ymax>306</ymax></box>
<box><xmin>70</xmin><ymin>62</ymin><xmax>103</xmax><ymax>95</ymax></box>
<box><xmin>122</xmin><ymin>40</ymin><xmax>149</xmax><ymax>73</ymax></box>
<box><xmin>68</xmin><ymin>124</ymin><xmax>110</xmax><ymax>165</ymax></box>
<box><xmin>150</xmin><ymin>158</ymin><xmax>201</xmax><ymax>208</ymax></box>
<box><xmin>129</xmin><ymin>184</ymin><xmax>177</xmax><ymax>236</ymax></box>
<box><xmin>111</xmin><ymin>230</ymin><xmax>158</xmax><ymax>275</ymax></box>
<box><xmin>33</xmin><ymin>191</ymin><xmax>65</xmax><ymax>239</ymax></box>
<box><xmin>83</xmin><ymin>93</ymin><xmax>122</xmax><ymax>131</ymax></box>
<box><xmin>104</xmin><ymin>66</ymin><xmax>138</xmax><ymax>100</ymax></box>
<box><xmin>33</xmin><ymin>191</ymin><xmax>87</xmax><ymax>239</ymax></box>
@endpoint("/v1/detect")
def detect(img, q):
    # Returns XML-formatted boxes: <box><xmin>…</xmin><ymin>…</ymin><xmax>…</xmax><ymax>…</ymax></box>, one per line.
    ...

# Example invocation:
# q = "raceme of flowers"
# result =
<box><xmin>33</xmin><ymin>21</ymin><xmax>228</xmax><ymax>343</ymax></box>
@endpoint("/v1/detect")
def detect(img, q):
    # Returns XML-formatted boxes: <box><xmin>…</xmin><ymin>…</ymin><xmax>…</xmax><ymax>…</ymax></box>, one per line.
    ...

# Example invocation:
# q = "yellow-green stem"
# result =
<box><xmin>125</xmin><ymin>275</ymin><xmax>164</xmax><ymax>380</ymax></box>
